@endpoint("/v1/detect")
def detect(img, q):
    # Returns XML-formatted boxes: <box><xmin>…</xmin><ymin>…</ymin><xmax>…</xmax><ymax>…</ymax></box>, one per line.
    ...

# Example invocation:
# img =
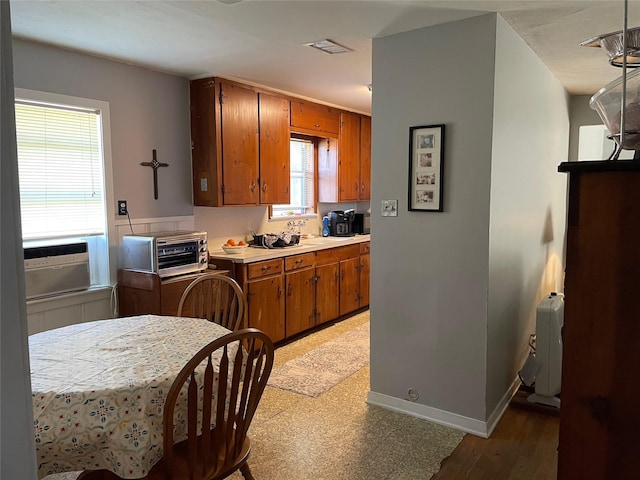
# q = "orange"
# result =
<box><xmin>227</xmin><ymin>238</ymin><xmax>236</xmax><ymax>246</ymax></box>
<box><xmin>238</xmin><ymin>240</ymin><xmax>247</xmax><ymax>246</ymax></box>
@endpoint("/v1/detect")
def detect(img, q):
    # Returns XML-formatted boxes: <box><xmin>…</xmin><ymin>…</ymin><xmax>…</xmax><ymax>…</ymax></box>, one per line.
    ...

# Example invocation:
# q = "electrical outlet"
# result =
<box><xmin>118</xmin><ymin>200</ymin><xmax>128</xmax><ymax>216</ymax></box>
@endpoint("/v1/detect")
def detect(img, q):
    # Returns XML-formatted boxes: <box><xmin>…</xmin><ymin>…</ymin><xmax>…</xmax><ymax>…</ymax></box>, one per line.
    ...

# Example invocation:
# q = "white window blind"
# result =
<box><xmin>273</xmin><ymin>138</ymin><xmax>315</xmax><ymax>216</ymax></box>
<box><xmin>15</xmin><ymin>101</ymin><xmax>105</xmax><ymax>240</ymax></box>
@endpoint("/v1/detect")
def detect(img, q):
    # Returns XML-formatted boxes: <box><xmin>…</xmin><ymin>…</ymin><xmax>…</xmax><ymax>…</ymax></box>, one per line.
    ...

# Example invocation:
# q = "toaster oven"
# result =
<box><xmin>121</xmin><ymin>231</ymin><xmax>208</xmax><ymax>278</ymax></box>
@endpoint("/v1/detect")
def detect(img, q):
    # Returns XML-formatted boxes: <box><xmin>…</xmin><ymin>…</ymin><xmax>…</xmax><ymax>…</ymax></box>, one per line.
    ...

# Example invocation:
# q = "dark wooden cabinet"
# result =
<box><xmin>190</xmin><ymin>78</ymin><xmax>289</xmax><ymax>207</ymax></box>
<box><xmin>557</xmin><ymin>161</ymin><xmax>640</xmax><ymax>480</ymax></box>
<box><xmin>117</xmin><ymin>269</ymin><xmax>227</xmax><ymax>317</ymax></box>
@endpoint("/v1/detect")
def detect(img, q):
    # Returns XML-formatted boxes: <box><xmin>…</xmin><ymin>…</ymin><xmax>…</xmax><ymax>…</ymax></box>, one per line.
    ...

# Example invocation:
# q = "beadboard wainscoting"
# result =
<box><xmin>26</xmin><ymin>216</ymin><xmax>194</xmax><ymax>334</ymax></box>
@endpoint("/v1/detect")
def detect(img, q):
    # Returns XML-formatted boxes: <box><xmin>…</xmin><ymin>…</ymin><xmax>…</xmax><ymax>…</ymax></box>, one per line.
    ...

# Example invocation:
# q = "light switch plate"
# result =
<box><xmin>381</xmin><ymin>199</ymin><xmax>398</xmax><ymax>217</ymax></box>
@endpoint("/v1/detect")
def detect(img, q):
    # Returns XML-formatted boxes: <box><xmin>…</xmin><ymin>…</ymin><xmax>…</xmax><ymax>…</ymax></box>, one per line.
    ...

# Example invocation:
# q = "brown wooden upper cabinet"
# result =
<box><xmin>290</xmin><ymin>100</ymin><xmax>340</xmax><ymax>136</ymax></box>
<box><xmin>318</xmin><ymin>112</ymin><xmax>371</xmax><ymax>203</ymax></box>
<box><xmin>190</xmin><ymin>77</ymin><xmax>290</xmax><ymax>206</ymax></box>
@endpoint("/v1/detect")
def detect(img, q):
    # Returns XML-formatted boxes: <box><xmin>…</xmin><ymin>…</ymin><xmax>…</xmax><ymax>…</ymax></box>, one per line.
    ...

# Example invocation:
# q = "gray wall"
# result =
<box><xmin>12</xmin><ymin>39</ymin><xmax>193</xmax><ymax>219</ymax></box>
<box><xmin>568</xmin><ymin>94</ymin><xmax>604</xmax><ymax>160</ymax></box>
<box><xmin>370</xmin><ymin>13</ymin><xmax>569</xmax><ymax>428</ymax></box>
<box><xmin>370</xmin><ymin>14</ymin><xmax>497</xmax><ymax>422</ymax></box>
<box><xmin>1</xmin><ymin>4</ymin><xmax>37</xmax><ymax>477</ymax></box>
<box><xmin>486</xmin><ymin>17</ymin><xmax>569</xmax><ymax>417</ymax></box>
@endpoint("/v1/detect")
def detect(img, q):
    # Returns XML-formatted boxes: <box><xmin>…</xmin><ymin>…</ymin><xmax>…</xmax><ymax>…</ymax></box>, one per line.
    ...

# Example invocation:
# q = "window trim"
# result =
<box><xmin>15</xmin><ymin>88</ymin><xmax>117</xmax><ymax>287</ymax></box>
<box><xmin>270</xmin><ymin>133</ymin><xmax>319</xmax><ymax>218</ymax></box>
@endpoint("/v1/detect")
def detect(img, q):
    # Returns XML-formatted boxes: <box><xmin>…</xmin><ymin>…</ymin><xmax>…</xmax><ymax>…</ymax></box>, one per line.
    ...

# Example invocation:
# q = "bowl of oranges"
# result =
<box><xmin>221</xmin><ymin>238</ymin><xmax>248</xmax><ymax>254</ymax></box>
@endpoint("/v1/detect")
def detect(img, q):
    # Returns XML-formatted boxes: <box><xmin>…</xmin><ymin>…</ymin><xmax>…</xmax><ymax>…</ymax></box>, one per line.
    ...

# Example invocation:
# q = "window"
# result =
<box><xmin>15</xmin><ymin>89</ymin><xmax>115</xmax><ymax>289</ymax></box>
<box><xmin>272</xmin><ymin>136</ymin><xmax>316</xmax><ymax>217</ymax></box>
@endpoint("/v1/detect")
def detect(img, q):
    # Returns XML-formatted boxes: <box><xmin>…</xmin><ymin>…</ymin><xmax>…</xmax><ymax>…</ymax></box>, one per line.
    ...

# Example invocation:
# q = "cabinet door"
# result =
<box><xmin>359</xmin><ymin>115</ymin><xmax>371</xmax><ymax>201</ymax></box>
<box><xmin>259</xmin><ymin>93</ymin><xmax>290</xmax><ymax>205</ymax></box>
<box><xmin>338</xmin><ymin>112</ymin><xmax>361</xmax><ymax>202</ymax></box>
<box><xmin>315</xmin><ymin>263</ymin><xmax>340</xmax><ymax>325</ymax></box>
<box><xmin>247</xmin><ymin>276</ymin><xmax>285</xmax><ymax>342</ymax></box>
<box><xmin>290</xmin><ymin>100</ymin><xmax>340</xmax><ymax>136</ymax></box>
<box><xmin>285</xmin><ymin>268</ymin><xmax>316</xmax><ymax>337</ymax></box>
<box><xmin>339</xmin><ymin>257</ymin><xmax>360</xmax><ymax>315</ymax></box>
<box><xmin>220</xmin><ymin>81</ymin><xmax>259</xmax><ymax>205</ymax></box>
<box><xmin>359</xmin><ymin>253</ymin><xmax>370</xmax><ymax>308</ymax></box>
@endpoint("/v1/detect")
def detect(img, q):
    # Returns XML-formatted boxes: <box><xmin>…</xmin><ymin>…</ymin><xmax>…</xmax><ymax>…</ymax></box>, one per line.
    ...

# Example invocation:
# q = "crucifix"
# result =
<box><xmin>140</xmin><ymin>149</ymin><xmax>169</xmax><ymax>199</ymax></box>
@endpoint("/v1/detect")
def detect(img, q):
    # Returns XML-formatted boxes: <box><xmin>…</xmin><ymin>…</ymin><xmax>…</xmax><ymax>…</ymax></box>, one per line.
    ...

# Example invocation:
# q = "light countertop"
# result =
<box><xmin>209</xmin><ymin>234</ymin><xmax>370</xmax><ymax>264</ymax></box>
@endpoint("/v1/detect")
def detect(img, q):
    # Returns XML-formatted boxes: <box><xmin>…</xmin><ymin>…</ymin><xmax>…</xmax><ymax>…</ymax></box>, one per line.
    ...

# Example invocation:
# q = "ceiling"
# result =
<box><xmin>10</xmin><ymin>0</ymin><xmax>640</xmax><ymax>114</ymax></box>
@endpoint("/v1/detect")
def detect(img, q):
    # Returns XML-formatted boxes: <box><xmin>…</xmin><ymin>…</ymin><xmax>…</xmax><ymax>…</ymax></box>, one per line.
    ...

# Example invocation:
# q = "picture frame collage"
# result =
<box><xmin>408</xmin><ymin>124</ymin><xmax>445</xmax><ymax>212</ymax></box>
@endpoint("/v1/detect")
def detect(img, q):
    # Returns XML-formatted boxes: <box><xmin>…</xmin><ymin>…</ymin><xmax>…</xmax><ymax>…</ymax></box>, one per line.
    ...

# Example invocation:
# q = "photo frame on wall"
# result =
<box><xmin>408</xmin><ymin>124</ymin><xmax>445</xmax><ymax>212</ymax></box>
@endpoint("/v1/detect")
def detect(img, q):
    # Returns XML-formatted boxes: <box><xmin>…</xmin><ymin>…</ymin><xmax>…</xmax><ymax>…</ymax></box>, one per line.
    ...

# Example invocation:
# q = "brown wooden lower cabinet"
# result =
<box><xmin>315</xmin><ymin>262</ymin><xmax>340</xmax><ymax>324</ymax></box>
<box><xmin>117</xmin><ymin>269</ymin><xmax>228</xmax><ymax>317</ymax></box>
<box><xmin>246</xmin><ymin>274</ymin><xmax>285</xmax><ymax>343</ymax></box>
<box><xmin>210</xmin><ymin>241</ymin><xmax>370</xmax><ymax>343</ymax></box>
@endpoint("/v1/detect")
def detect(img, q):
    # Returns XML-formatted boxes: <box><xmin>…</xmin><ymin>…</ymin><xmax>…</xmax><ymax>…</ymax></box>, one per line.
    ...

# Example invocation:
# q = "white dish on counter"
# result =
<box><xmin>221</xmin><ymin>244</ymin><xmax>247</xmax><ymax>254</ymax></box>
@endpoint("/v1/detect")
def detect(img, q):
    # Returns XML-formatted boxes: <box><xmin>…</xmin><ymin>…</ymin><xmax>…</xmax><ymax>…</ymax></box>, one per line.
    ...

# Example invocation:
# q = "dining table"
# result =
<box><xmin>29</xmin><ymin>314</ymin><xmax>233</xmax><ymax>479</ymax></box>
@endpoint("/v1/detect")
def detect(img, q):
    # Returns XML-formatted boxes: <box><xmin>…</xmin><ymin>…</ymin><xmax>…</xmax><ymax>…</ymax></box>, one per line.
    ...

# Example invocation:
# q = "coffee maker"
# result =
<box><xmin>328</xmin><ymin>210</ymin><xmax>355</xmax><ymax>236</ymax></box>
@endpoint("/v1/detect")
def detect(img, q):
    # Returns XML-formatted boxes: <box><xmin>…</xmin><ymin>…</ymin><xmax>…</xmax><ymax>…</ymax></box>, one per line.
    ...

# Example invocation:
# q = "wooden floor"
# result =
<box><xmin>432</xmin><ymin>403</ymin><xmax>559</xmax><ymax>480</ymax></box>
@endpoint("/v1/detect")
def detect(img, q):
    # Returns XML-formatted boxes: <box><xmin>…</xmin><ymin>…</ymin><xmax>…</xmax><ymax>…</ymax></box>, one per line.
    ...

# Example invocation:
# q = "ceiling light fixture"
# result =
<box><xmin>304</xmin><ymin>39</ymin><xmax>353</xmax><ymax>55</ymax></box>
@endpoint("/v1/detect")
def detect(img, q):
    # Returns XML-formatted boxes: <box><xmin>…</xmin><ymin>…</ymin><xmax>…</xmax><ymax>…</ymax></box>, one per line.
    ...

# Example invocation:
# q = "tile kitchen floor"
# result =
<box><xmin>228</xmin><ymin>311</ymin><xmax>465</xmax><ymax>480</ymax></box>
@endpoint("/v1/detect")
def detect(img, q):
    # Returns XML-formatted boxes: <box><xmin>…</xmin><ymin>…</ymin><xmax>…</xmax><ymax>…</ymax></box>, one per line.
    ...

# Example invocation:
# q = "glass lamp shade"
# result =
<box><xmin>590</xmin><ymin>68</ymin><xmax>640</xmax><ymax>150</ymax></box>
<box><xmin>581</xmin><ymin>27</ymin><xmax>640</xmax><ymax>67</ymax></box>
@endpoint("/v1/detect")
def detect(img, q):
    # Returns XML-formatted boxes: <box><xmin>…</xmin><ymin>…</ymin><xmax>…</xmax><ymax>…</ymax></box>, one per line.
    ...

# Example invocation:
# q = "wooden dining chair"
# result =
<box><xmin>78</xmin><ymin>329</ymin><xmax>274</xmax><ymax>480</ymax></box>
<box><xmin>147</xmin><ymin>328</ymin><xmax>274</xmax><ymax>480</ymax></box>
<box><xmin>177</xmin><ymin>273</ymin><xmax>247</xmax><ymax>331</ymax></box>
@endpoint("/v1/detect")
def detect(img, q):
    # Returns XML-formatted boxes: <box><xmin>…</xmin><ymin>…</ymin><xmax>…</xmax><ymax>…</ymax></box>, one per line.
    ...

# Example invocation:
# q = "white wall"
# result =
<box><xmin>12</xmin><ymin>39</ymin><xmax>193</xmax><ymax>220</ymax></box>
<box><xmin>368</xmin><ymin>13</ymin><xmax>569</xmax><ymax>436</ymax></box>
<box><xmin>486</xmin><ymin>16</ymin><xmax>569</xmax><ymax>418</ymax></box>
<box><xmin>368</xmin><ymin>14</ymin><xmax>497</xmax><ymax>429</ymax></box>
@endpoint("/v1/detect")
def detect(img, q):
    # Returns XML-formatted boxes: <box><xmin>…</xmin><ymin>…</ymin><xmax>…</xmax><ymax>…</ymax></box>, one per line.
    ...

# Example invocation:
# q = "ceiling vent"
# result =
<box><xmin>304</xmin><ymin>39</ymin><xmax>353</xmax><ymax>55</ymax></box>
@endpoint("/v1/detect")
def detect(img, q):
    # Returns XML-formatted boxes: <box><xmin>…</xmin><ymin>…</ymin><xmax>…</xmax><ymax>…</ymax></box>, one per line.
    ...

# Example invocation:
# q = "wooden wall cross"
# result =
<box><xmin>140</xmin><ymin>149</ymin><xmax>169</xmax><ymax>199</ymax></box>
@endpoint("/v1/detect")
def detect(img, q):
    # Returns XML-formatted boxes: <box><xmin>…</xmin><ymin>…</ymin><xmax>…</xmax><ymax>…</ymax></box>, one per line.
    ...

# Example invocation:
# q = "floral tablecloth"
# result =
<box><xmin>29</xmin><ymin>315</ymin><xmax>232</xmax><ymax>479</ymax></box>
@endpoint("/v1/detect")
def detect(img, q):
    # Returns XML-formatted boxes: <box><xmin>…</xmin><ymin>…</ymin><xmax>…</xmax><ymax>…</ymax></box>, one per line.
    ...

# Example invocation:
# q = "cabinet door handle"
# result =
<box><xmin>314</xmin><ymin>123</ymin><xmax>320</xmax><ymax>128</ymax></box>
<box><xmin>250</xmin><ymin>182</ymin><xmax>257</xmax><ymax>192</ymax></box>
<box><xmin>287</xmin><ymin>283</ymin><xmax>292</xmax><ymax>296</ymax></box>
<box><xmin>277</xmin><ymin>286</ymin><xmax>282</xmax><ymax>298</ymax></box>
<box><xmin>361</xmin><ymin>183</ymin><xmax>365</xmax><ymax>193</ymax></box>
<box><xmin>354</xmin><ymin>182</ymin><xmax>358</xmax><ymax>192</ymax></box>
<box><xmin>261</xmin><ymin>265</ymin><xmax>271</xmax><ymax>272</ymax></box>
<box><xmin>295</xmin><ymin>259</ymin><xmax>303</xmax><ymax>264</ymax></box>
<box><xmin>262</xmin><ymin>183</ymin><xmax>267</xmax><ymax>192</ymax></box>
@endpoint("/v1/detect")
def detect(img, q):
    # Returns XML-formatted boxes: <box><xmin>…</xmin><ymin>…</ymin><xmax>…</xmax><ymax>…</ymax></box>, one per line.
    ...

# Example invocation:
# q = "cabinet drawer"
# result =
<box><xmin>285</xmin><ymin>253</ymin><xmax>315</xmax><ymax>271</ymax></box>
<box><xmin>247</xmin><ymin>259</ymin><xmax>283</xmax><ymax>279</ymax></box>
<box><xmin>316</xmin><ymin>244</ymin><xmax>360</xmax><ymax>265</ymax></box>
<box><xmin>359</xmin><ymin>242</ymin><xmax>370</xmax><ymax>254</ymax></box>
<box><xmin>290</xmin><ymin>100</ymin><xmax>340</xmax><ymax>136</ymax></box>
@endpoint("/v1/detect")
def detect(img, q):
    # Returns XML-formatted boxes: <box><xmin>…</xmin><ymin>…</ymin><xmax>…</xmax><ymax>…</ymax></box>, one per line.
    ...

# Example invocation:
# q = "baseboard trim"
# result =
<box><xmin>485</xmin><ymin>376</ymin><xmax>522</xmax><ymax>437</ymax></box>
<box><xmin>366</xmin><ymin>391</ymin><xmax>490</xmax><ymax>438</ymax></box>
<box><xmin>366</xmin><ymin>376</ymin><xmax>521</xmax><ymax>439</ymax></box>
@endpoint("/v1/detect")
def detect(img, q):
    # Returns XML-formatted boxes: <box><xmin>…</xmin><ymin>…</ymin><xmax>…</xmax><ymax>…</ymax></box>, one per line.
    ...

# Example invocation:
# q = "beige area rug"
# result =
<box><xmin>267</xmin><ymin>321</ymin><xmax>370</xmax><ymax>397</ymax></box>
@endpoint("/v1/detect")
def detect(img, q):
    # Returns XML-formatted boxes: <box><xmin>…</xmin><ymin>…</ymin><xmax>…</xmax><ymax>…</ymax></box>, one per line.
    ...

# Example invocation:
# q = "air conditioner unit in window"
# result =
<box><xmin>24</xmin><ymin>241</ymin><xmax>90</xmax><ymax>300</ymax></box>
